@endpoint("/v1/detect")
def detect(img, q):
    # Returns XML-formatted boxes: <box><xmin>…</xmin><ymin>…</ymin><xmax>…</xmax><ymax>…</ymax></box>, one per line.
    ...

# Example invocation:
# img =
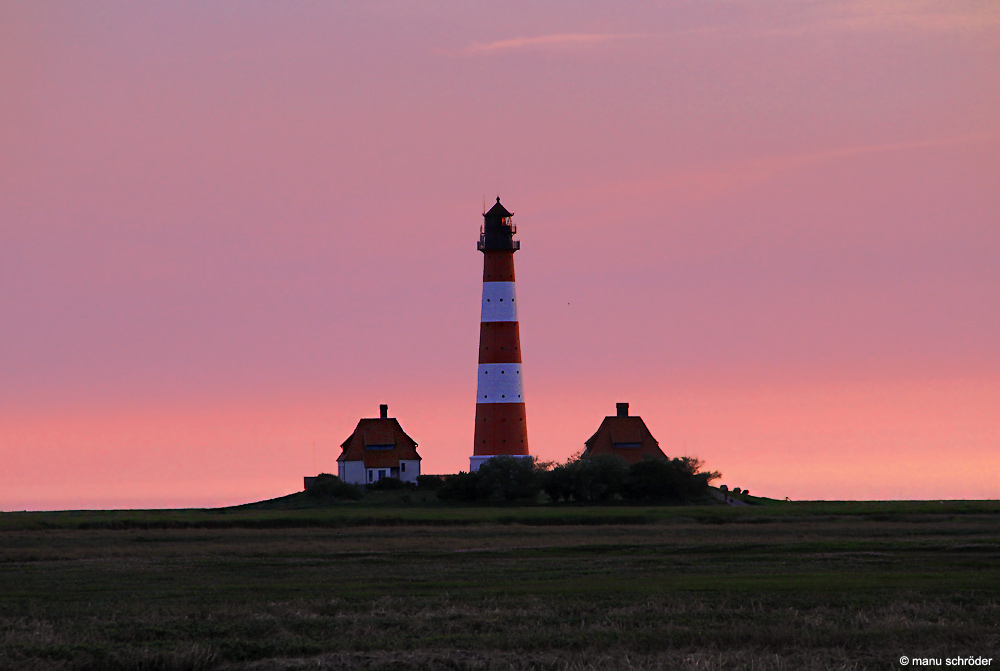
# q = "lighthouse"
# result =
<box><xmin>471</xmin><ymin>197</ymin><xmax>529</xmax><ymax>471</ymax></box>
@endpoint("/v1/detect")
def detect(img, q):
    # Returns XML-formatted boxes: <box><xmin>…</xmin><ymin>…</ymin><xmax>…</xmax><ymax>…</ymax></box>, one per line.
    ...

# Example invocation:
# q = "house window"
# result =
<box><xmin>368</xmin><ymin>470</ymin><xmax>373</xmax><ymax>482</ymax></box>
<box><xmin>401</xmin><ymin>462</ymin><xmax>406</xmax><ymax>472</ymax></box>
<box><xmin>379</xmin><ymin>469</ymin><xmax>387</xmax><ymax>479</ymax></box>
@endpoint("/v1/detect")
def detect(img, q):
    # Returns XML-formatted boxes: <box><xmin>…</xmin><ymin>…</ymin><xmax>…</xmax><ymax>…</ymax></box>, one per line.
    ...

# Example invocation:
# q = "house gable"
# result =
<box><xmin>582</xmin><ymin>403</ymin><xmax>666</xmax><ymax>464</ymax></box>
<box><xmin>337</xmin><ymin>417</ymin><xmax>421</xmax><ymax>469</ymax></box>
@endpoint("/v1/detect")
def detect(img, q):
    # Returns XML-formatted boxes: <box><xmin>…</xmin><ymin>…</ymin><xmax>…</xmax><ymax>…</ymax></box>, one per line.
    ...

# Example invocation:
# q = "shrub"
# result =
<box><xmin>305</xmin><ymin>474</ymin><xmax>363</xmax><ymax>501</ymax></box>
<box><xmin>416</xmin><ymin>475</ymin><xmax>445</xmax><ymax>490</ymax></box>
<box><xmin>437</xmin><ymin>471</ymin><xmax>482</xmax><ymax>502</ymax></box>
<box><xmin>476</xmin><ymin>456</ymin><xmax>542</xmax><ymax>502</ymax></box>
<box><xmin>366</xmin><ymin>476</ymin><xmax>414</xmax><ymax>492</ymax></box>
<box><xmin>541</xmin><ymin>463</ymin><xmax>575</xmax><ymax>502</ymax></box>
<box><xmin>437</xmin><ymin>457</ymin><xmax>544</xmax><ymax>503</ymax></box>
<box><xmin>543</xmin><ymin>455</ymin><xmax>628</xmax><ymax>503</ymax></box>
<box><xmin>624</xmin><ymin>457</ymin><xmax>719</xmax><ymax>503</ymax></box>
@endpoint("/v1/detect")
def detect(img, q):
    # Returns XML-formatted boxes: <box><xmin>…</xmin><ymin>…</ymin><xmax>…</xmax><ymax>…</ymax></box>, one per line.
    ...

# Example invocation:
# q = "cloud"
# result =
<box><xmin>819</xmin><ymin>0</ymin><xmax>1000</xmax><ymax>33</ymax></box>
<box><xmin>752</xmin><ymin>133</ymin><xmax>1000</xmax><ymax>176</ymax></box>
<box><xmin>668</xmin><ymin>2</ymin><xmax>1000</xmax><ymax>42</ymax></box>
<box><xmin>750</xmin><ymin>0</ymin><xmax>1000</xmax><ymax>38</ymax></box>
<box><xmin>697</xmin><ymin>132</ymin><xmax>1000</xmax><ymax>196</ymax></box>
<box><xmin>465</xmin><ymin>32</ymin><xmax>646</xmax><ymax>55</ymax></box>
<box><xmin>460</xmin><ymin>3</ymin><xmax>1000</xmax><ymax>58</ymax></box>
<box><xmin>551</xmin><ymin>133</ymin><xmax>1000</xmax><ymax>207</ymax></box>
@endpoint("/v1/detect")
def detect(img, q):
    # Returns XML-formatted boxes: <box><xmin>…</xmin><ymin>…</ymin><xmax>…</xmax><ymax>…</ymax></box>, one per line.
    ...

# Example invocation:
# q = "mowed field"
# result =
<box><xmin>2</xmin><ymin>499</ymin><xmax>999</xmax><ymax>670</ymax></box>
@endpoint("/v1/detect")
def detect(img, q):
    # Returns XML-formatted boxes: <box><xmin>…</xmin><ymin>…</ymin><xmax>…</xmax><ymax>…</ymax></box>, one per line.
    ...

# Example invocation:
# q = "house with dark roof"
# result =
<box><xmin>582</xmin><ymin>402</ymin><xmax>667</xmax><ymax>464</ymax></box>
<box><xmin>337</xmin><ymin>404</ymin><xmax>421</xmax><ymax>485</ymax></box>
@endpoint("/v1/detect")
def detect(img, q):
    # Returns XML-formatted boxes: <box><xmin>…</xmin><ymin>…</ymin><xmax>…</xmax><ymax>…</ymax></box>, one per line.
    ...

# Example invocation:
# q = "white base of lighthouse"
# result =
<box><xmin>469</xmin><ymin>454</ymin><xmax>533</xmax><ymax>472</ymax></box>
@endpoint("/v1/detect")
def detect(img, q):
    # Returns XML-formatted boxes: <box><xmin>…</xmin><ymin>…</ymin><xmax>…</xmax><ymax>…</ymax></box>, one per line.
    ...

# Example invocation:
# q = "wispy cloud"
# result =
<box><xmin>818</xmin><ymin>0</ymin><xmax>1000</xmax><ymax>34</ymax></box>
<box><xmin>741</xmin><ymin>1</ymin><xmax>1000</xmax><ymax>39</ymax></box>
<box><xmin>752</xmin><ymin>133</ymin><xmax>1000</xmax><ymax>175</ymax></box>
<box><xmin>461</xmin><ymin>3</ymin><xmax>1000</xmax><ymax>58</ymax></box>
<box><xmin>564</xmin><ymin>133</ymin><xmax>1000</xmax><ymax>206</ymax></box>
<box><xmin>465</xmin><ymin>32</ymin><xmax>647</xmax><ymax>55</ymax></box>
<box><xmin>704</xmin><ymin>133</ymin><xmax>1000</xmax><ymax>196</ymax></box>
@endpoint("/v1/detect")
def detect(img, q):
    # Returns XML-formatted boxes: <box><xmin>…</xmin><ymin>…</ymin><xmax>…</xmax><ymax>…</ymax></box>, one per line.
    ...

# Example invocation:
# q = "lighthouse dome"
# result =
<box><xmin>484</xmin><ymin>196</ymin><xmax>513</xmax><ymax>220</ymax></box>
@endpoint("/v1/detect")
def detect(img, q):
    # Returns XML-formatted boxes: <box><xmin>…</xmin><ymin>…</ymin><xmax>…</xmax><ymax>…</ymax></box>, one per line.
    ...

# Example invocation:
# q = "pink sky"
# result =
<box><xmin>1</xmin><ymin>1</ymin><xmax>998</xmax><ymax>509</ymax></box>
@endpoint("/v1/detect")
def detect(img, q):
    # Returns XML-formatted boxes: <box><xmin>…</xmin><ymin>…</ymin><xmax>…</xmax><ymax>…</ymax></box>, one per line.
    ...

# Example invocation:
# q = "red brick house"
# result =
<box><xmin>337</xmin><ymin>404</ymin><xmax>421</xmax><ymax>485</ymax></box>
<box><xmin>582</xmin><ymin>402</ymin><xmax>667</xmax><ymax>464</ymax></box>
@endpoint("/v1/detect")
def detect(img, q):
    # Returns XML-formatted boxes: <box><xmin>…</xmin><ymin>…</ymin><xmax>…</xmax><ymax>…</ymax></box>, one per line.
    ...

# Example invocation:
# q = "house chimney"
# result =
<box><xmin>380</xmin><ymin>404</ymin><xmax>388</xmax><ymax>419</ymax></box>
<box><xmin>616</xmin><ymin>402</ymin><xmax>629</xmax><ymax>417</ymax></box>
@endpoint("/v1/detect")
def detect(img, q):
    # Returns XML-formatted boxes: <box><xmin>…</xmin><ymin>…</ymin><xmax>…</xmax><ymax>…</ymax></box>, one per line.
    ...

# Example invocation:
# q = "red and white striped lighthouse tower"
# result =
<box><xmin>471</xmin><ymin>197</ymin><xmax>529</xmax><ymax>471</ymax></box>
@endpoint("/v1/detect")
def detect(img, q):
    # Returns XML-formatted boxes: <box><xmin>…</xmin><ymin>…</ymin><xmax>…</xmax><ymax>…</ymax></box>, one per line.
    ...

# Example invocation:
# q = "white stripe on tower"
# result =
<box><xmin>480</xmin><ymin>282</ymin><xmax>518</xmax><ymax>322</ymax></box>
<box><xmin>476</xmin><ymin>363</ymin><xmax>524</xmax><ymax>402</ymax></box>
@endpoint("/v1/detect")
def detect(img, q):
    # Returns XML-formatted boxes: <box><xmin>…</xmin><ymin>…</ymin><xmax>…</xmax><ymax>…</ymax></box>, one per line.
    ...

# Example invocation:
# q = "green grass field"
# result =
<box><xmin>2</xmin><ymin>498</ymin><xmax>998</xmax><ymax>670</ymax></box>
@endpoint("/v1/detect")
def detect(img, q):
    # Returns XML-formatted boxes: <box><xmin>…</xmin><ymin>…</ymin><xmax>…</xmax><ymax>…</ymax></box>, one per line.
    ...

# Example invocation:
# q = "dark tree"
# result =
<box><xmin>542</xmin><ymin>463</ymin><xmax>575</xmax><ymax>502</ymax></box>
<box><xmin>476</xmin><ymin>456</ymin><xmax>542</xmax><ymax>502</ymax></box>
<box><xmin>544</xmin><ymin>455</ymin><xmax>629</xmax><ymax>502</ymax></box>
<box><xmin>624</xmin><ymin>457</ymin><xmax>720</xmax><ymax>503</ymax></box>
<box><xmin>436</xmin><ymin>471</ymin><xmax>482</xmax><ymax>502</ymax></box>
<box><xmin>437</xmin><ymin>457</ymin><xmax>544</xmax><ymax>502</ymax></box>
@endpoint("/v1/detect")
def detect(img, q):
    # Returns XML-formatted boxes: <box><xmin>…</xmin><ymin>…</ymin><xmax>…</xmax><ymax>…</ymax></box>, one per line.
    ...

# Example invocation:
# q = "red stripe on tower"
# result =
<box><xmin>470</xmin><ymin>197</ymin><xmax>529</xmax><ymax>472</ymax></box>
